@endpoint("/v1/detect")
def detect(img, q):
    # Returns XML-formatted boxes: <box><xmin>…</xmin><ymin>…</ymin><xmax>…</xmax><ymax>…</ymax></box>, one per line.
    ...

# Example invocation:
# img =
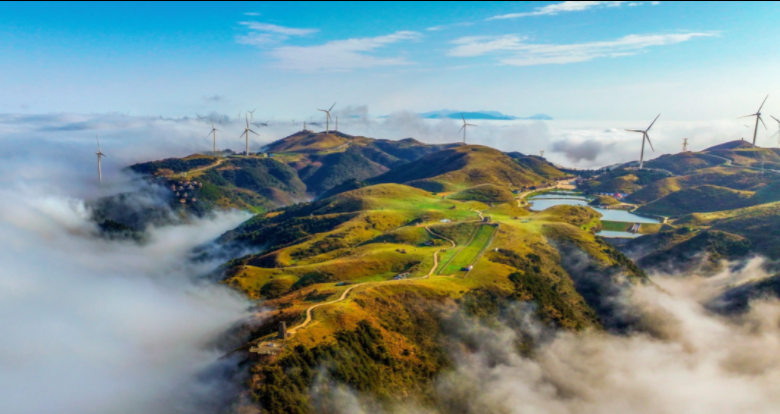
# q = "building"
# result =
<box><xmin>277</xmin><ymin>321</ymin><xmax>287</xmax><ymax>340</ymax></box>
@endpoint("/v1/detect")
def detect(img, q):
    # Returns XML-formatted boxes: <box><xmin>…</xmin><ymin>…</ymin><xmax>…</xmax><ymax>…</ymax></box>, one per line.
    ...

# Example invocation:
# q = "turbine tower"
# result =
<box><xmin>771</xmin><ymin>116</ymin><xmax>780</xmax><ymax>148</ymax></box>
<box><xmin>459</xmin><ymin>114</ymin><xmax>477</xmax><ymax>143</ymax></box>
<box><xmin>95</xmin><ymin>136</ymin><xmax>106</xmax><ymax>185</ymax></box>
<box><xmin>207</xmin><ymin>116</ymin><xmax>221</xmax><ymax>152</ymax></box>
<box><xmin>626</xmin><ymin>114</ymin><xmax>660</xmax><ymax>170</ymax></box>
<box><xmin>682</xmin><ymin>138</ymin><xmax>689</xmax><ymax>152</ymax></box>
<box><xmin>239</xmin><ymin>115</ymin><xmax>259</xmax><ymax>157</ymax></box>
<box><xmin>318</xmin><ymin>102</ymin><xmax>336</xmax><ymax>132</ymax></box>
<box><xmin>335</xmin><ymin>116</ymin><xmax>338</xmax><ymax>132</ymax></box>
<box><xmin>739</xmin><ymin>95</ymin><xmax>768</xmax><ymax>146</ymax></box>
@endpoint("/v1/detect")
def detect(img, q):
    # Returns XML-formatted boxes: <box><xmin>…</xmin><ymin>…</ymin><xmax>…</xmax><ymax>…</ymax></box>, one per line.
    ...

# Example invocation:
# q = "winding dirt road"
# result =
<box><xmin>287</xmin><ymin>245</ymin><xmax>447</xmax><ymax>336</ymax></box>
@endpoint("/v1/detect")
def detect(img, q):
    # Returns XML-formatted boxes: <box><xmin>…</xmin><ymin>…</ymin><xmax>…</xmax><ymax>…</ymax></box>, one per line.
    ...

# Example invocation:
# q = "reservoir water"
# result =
<box><xmin>528</xmin><ymin>195</ymin><xmax>660</xmax><ymax>238</ymax></box>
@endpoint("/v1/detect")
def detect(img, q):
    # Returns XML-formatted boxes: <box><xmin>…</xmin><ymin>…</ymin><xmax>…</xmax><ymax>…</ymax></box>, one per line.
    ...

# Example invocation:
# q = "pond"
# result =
<box><xmin>527</xmin><ymin>195</ymin><xmax>660</xmax><ymax>238</ymax></box>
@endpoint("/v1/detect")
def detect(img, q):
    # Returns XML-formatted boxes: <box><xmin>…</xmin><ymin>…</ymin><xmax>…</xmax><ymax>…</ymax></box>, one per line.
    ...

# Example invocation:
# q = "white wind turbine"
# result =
<box><xmin>318</xmin><ymin>102</ymin><xmax>336</xmax><ymax>132</ymax></box>
<box><xmin>95</xmin><ymin>136</ymin><xmax>106</xmax><ymax>185</ymax></box>
<box><xmin>739</xmin><ymin>95</ymin><xmax>768</xmax><ymax>146</ymax></box>
<box><xmin>207</xmin><ymin>116</ymin><xmax>221</xmax><ymax>152</ymax></box>
<box><xmin>682</xmin><ymin>138</ymin><xmax>689</xmax><ymax>152</ymax></box>
<box><xmin>459</xmin><ymin>113</ymin><xmax>477</xmax><ymax>143</ymax></box>
<box><xmin>239</xmin><ymin>115</ymin><xmax>259</xmax><ymax>156</ymax></box>
<box><xmin>626</xmin><ymin>114</ymin><xmax>660</xmax><ymax>170</ymax></box>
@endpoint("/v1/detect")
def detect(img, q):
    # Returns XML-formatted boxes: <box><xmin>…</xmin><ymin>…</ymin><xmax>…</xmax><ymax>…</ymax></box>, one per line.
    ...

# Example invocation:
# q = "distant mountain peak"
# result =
<box><xmin>418</xmin><ymin>109</ymin><xmax>552</xmax><ymax>121</ymax></box>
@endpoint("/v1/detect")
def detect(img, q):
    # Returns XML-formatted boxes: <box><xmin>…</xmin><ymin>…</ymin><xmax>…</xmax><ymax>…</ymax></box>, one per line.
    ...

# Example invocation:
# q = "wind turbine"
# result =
<box><xmin>771</xmin><ymin>116</ymin><xmax>780</xmax><ymax>148</ymax></box>
<box><xmin>459</xmin><ymin>113</ymin><xmax>477</xmax><ymax>143</ymax></box>
<box><xmin>540</xmin><ymin>150</ymin><xmax>545</xmax><ymax>157</ymax></box>
<box><xmin>239</xmin><ymin>115</ymin><xmax>259</xmax><ymax>157</ymax></box>
<box><xmin>626</xmin><ymin>114</ymin><xmax>660</xmax><ymax>170</ymax></box>
<box><xmin>682</xmin><ymin>138</ymin><xmax>689</xmax><ymax>152</ymax></box>
<box><xmin>318</xmin><ymin>102</ymin><xmax>336</xmax><ymax>132</ymax></box>
<box><xmin>196</xmin><ymin>113</ymin><xmax>206</xmax><ymax>120</ymax></box>
<box><xmin>95</xmin><ymin>136</ymin><xmax>106</xmax><ymax>185</ymax></box>
<box><xmin>207</xmin><ymin>117</ymin><xmax>221</xmax><ymax>152</ymax></box>
<box><xmin>739</xmin><ymin>95</ymin><xmax>768</xmax><ymax>146</ymax></box>
<box><xmin>248</xmin><ymin>109</ymin><xmax>256</xmax><ymax>123</ymax></box>
<box><xmin>253</xmin><ymin>121</ymin><xmax>269</xmax><ymax>128</ymax></box>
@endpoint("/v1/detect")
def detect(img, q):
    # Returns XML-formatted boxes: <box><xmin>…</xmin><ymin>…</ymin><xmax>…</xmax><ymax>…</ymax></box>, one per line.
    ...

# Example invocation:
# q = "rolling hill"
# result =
<box><xmin>368</xmin><ymin>145</ymin><xmax>548</xmax><ymax>192</ymax></box>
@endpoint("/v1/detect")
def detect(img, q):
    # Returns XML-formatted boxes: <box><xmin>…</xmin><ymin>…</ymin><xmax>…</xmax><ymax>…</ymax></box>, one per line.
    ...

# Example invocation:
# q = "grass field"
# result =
<box><xmin>442</xmin><ymin>224</ymin><xmax>496</xmax><ymax>274</ymax></box>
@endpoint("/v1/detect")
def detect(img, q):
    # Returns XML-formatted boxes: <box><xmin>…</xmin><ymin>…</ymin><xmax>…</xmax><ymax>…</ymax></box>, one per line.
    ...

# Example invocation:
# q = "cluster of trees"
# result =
<box><xmin>251</xmin><ymin>320</ymin><xmax>429</xmax><ymax>414</ymax></box>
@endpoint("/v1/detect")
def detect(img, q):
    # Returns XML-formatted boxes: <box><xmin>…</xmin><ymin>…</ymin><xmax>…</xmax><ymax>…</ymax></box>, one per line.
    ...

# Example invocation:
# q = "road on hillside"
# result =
<box><xmin>176</xmin><ymin>158</ymin><xmax>225</xmax><ymax>177</ymax></box>
<box><xmin>287</xmin><ymin>245</ymin><xmax>447</xmax><ymax>336</ymax></box>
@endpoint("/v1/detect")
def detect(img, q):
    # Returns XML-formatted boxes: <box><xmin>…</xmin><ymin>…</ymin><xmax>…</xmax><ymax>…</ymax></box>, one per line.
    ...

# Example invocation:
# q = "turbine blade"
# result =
<box><xmin>771</xmin><ymin>131</ymin><xmax>780</xmax><ymax>138</ymax></box>
<box><xmin>329</xmin><ymin>102</ymin><xmax>336</xmax><ymax>111</ymax></box>
<box><xmin>759</xmin><ymin>115</ymin><xmax>767</xmax><ymax>129</ymax></box>
<box><xmin>771</xmin><ymin>115</ymin><xmax>780</xmax><ymax>123</ymax></box>
<box><xmin>625</xmin><ymin>129</ymin><xmax>644</xmax><ymax>133</ymax></box>
<box><xmin>249</xmin><ymin>129</ymin><xmax>259</xmax><ymax>135</ymax></box>
<box><xmin>645</xmin><ymin>133</ymin><xmax>655</xmax><ymax>152</ymax></box>
<box><xmin>758</xmin><ymin>94</ymin><xmax>769</xmax><ymax>112</ymax></box>
<box><xmin>467</xmin><ymin>123</ymin><xmax>477</xmax><ymax>127</ymax></box>
<box><xmin>738</xmin><ymin>114</ymin><xmax>756</xmax><ymax>119</ymax></box>
<box><xmin>646</xmin><ymin>113</ymin><xmax>661</xmax><ymax>131</ymax></box>
<box><xmin>461</xmin><ymin>113</ymin><xmax>466</xmax><ymax>123</ymax></box>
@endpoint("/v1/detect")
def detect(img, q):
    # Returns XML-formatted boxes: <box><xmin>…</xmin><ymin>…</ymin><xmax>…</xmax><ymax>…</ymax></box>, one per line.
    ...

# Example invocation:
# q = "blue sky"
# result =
<box><xmin>1</xmin><ymin>1</ymin><xmax>779</xmax><ymax>120</ymax></box>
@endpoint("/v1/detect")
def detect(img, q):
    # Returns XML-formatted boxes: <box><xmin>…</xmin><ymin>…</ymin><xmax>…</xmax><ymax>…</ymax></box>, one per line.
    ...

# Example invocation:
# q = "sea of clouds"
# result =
<box><xmin>1</xmin><ymin>112</ymin><xmax>778</xmax><ymax>413</ymax></box>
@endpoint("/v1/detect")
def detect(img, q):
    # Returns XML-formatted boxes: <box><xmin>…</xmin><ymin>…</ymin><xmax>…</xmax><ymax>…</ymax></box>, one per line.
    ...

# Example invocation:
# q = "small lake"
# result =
<box><xmin>527</xmin><ymin>195</ymin><xmax>660</xmax><ymax>238</ymax></box>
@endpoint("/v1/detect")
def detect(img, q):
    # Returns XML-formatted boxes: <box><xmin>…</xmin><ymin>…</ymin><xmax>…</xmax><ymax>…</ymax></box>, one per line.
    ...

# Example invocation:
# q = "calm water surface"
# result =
<box><xmin>528</xmin><ymin>196</ymin><xmax>660</xmax><ymax>224</ymax></box>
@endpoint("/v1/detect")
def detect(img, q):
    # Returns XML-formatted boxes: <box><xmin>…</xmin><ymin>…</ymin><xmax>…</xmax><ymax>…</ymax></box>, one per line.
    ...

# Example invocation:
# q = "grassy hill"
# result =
<box><xmin>625</xmin><ymin>167</ymin><xmax>774</xmax><ymax>204</ymax></box>
<box><xmin>620</xmin><ymin>227</ymin><xmax>751</xmax><ymax>273</ymax></box>
<box><xmin>512</xmin><ymin>155</ymin><xmax>568</xmax><ymax>180</ymax></box>
<box><xmin>636</xmin><ymin>185</ymin><xmax>755</xmax><ymax>216</ymax></box>
<box><xmin>449</xmin><ymin>184</ymin><xmax>516</xmax><ymax>203</ymax></box>
<box><xmin>675</xmin><ymin>201</ymin><xmax>780</xmax><ymax>259</ymax></box>
<box><xmin>643</xmin><ymin>152</ymin><xmax>725</xmax><ymax>174</ymax></box>
<box><xmin>369</xmin><ymin>145</ymin><xmax>548</xmax><ymax>192</ymax></box>
<box><xmin>214</xmin><ymin>172</ymin><xmax>649</xmax><ymax>411</ymax></box>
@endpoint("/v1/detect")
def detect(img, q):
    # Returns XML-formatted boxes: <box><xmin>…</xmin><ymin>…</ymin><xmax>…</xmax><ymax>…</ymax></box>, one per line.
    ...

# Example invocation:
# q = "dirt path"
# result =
<box><xmin>287</xmin><ymin>246</ymin><xmax>444</xmax><ymax>336</ymax></box>
<box><xmin>176</xmin><ymin>158</ymin><xmax>225</xmax><ymax>177</ymax></box>
<box><xmin>425</xmin><ymin>226</ymin><xmax>456</xmax><ymax>248</ymax></box>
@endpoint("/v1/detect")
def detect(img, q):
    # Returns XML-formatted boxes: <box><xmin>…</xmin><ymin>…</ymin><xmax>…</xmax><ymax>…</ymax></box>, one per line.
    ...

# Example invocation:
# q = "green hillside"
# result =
<box><xmin>643</xmin><ymin>152</ymin><xmax>725</xmax><ymax>174</ymax></box>
<box><xmin>513</xmin><ymin>156</ymin><xmax>568</xmax><ymax>180</ymax></box>
<box><xmin>621</xmin><ymin>227</ymin><xmax>751</xmax><ymax>272</ymax></box>
<box><xmin>676</xmin><ymin>202</ymin><xmax>780</xmax><ymax>259</ymax></box>
<box><xmin>449</xmin><ymin>184</ymin><xmax>516</xmax><ymax>203</ymax></box>
<box><xmin>369</xmin><ymin>145</ymin><xmax>548</xmax><ymax>192</ymax></box>
<box><xmin>637</xmin><ymin>185</ymin><xmax>755</xmax><ymax>216</ymax></box>
<box><xmin>213</xmin><ymin>162</ymin><xmax>647</xmax><ymax>411</ymax></box>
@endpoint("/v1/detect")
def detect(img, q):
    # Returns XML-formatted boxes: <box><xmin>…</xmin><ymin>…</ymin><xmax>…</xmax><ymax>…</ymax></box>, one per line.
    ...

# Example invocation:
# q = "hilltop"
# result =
<box><xmin>98</xmin><ymin>132</ymin><xmax>463</xmax><ymax>231</ymax></box>
<box><xmin>367</xmin><ymin>145</ymin><xmax>550</xmax><ymax>192</ymax></box>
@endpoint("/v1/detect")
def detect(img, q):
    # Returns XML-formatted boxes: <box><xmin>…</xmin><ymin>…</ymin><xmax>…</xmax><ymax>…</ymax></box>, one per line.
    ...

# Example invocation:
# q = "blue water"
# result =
<box><xmin>528</xmin><ymin>197</ymin><xmax>660</xmax><ymax>224</ymax></box>
<box><xmin>595</xmin><ymin>230</ymin><xmax>643</xmax><ymax>238</ymax></box>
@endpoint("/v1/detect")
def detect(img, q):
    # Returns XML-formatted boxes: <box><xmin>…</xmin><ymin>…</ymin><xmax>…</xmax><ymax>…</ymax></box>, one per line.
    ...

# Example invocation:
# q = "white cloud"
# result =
<box><xmin>448</xmin><ymin>32</ymin><xmax>716</xmax><ymax>66</ymax></box>
<box><xmin>236</xmin><ymin>21</ymin><xmax>317</xmax><ymax>46</ymax></box>
<box><xmin>489</xmin><ymin>1</ymin><xmax>636</xmax><ymax>20</ymax></box>
<box><xmin>243</xmin><ymin>12</ymin><xmax>261</xmax><ymax>16</ymax></box>
<box><xmin>268</xmin><ymin>31</ymin><xmax>421</xmax><ymax>72</ymax></box>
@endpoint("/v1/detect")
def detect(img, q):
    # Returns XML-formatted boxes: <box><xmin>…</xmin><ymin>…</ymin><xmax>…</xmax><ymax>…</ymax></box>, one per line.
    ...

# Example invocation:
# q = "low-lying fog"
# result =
<box><xmin>2</xmin><ymin>112</ymin><xmax>778</xmax><ymax>413</ymax></box>
<box><xmin>0</xmin><ymin>117</ymin><xmax>253</xmax><ymax>413</ymax></box>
